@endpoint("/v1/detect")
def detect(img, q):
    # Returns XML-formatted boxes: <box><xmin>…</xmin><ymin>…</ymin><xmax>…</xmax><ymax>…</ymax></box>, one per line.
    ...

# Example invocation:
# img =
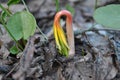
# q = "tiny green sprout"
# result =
<box><xmin>53</xmin><ymin>10</ymin><xmax>75</xmax><ymax>57</ymax></box>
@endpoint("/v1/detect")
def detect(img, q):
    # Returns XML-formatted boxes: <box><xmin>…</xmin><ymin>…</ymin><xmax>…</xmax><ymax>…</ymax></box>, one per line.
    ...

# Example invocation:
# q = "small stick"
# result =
<box><xmin>13</xmin><ymin>36</ymin><xmax>35</xmax><ymax>80</ymax></box>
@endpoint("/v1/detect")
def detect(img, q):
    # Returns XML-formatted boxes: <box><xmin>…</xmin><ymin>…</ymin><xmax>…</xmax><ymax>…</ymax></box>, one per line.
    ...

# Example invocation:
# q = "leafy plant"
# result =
<box><xmin>0</xmin><ymin>0</ymin><xmax>43</xmax><ymax>54</ymax></box>
<box><xmin>94</xmin><ymin>4</ymin><xmax>120</xmax><ymax>29</ymax></box>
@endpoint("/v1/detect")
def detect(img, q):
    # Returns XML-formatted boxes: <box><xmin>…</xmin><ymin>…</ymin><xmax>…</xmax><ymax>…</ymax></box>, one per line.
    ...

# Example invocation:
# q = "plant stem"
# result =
<box><xmin>94</xmin><ymin>0</ymin><xmax>98</xmax><ymax>10</ymax></box>
<box><xmin>55</xmin><ymin>0</ymin><xmax>60</xmax><ymax>12</ymax></box>
<box><xmin>0</xmin><ymin>4</ymin><xmax>11</xmax><ymax>16</ymax></box>
<box><xmin>37</xmin><ymin>26</ymin><xmax>48</xmax><ymax>40</ymax></box>
<box><xmin>21</xmin><ymin>0</ymin><xmax>29</xmax><ymax>12</ymax></box>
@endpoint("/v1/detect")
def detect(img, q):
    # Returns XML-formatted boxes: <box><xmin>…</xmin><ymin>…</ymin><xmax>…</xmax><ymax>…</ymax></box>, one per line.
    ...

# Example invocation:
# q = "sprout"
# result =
<box><xmin>53</xmin><ymin>10</ymin><xmax>75</xmax><ymax>57</ymax></box>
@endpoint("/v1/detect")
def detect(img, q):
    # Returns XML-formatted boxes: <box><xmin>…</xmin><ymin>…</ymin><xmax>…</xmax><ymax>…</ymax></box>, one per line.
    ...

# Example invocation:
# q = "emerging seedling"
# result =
<box><xmin>53</xmin><ymin>10</ymin><xmax>75</xmax><ymax>57</ymax></box>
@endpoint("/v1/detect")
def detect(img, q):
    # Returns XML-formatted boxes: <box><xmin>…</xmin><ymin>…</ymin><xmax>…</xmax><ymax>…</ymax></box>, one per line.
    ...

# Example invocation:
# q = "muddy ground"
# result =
<box><xmin>0</xmin><ymin>0</ymin><xmax>120</xmax><ymax>80</ymax></box>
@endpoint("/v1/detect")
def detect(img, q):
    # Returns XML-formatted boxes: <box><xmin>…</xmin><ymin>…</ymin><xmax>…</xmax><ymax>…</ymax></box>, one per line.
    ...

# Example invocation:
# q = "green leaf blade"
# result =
<box><xmin>94</xmin><ymin>4</ymin><xmax>120</xmax><ymax>29</ymax></box>
<box><xmin>65</xmin><ymin>4</ymin><xmax>75</xmax><ymax>16</ymax></box>
<box><xmin>21</xmin><ymin>11</ymin><xmax>36</xmax><ymax>39</ymax></box>
<box><xmin>55</xmin><ymin>0</ymin><xmax>60</xmax><ymax>12</ymax></box>
<box><xmin>7</xmin><ymin>12</ymin><xmax>23</xmax><ymax>40</ymax></box>
<box><xmin>6</xmin><ymin>11</ymin><xmax>36</xmax><ymax>40</ymax></box>
<box><xmin>10</xmin><ymin>46</ymin><xmax>19</xmax><ymax>55</ymax></box>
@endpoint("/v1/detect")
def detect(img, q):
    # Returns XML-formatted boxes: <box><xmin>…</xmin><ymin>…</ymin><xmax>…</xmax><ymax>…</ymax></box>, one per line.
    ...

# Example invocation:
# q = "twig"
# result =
<box><xmin>38</xmin><ymin>0</ymin><xmax>46</xmax><ymax>11</ymax></box>
<box><xmin>13</xmin><ymin>36</ymin><xmax>35</xmax><ymax>80</ymax></box>
<box><xmin>5</xmin><ymin>63</ymin><xmax>20</xmax><ymax>77</ymax></box>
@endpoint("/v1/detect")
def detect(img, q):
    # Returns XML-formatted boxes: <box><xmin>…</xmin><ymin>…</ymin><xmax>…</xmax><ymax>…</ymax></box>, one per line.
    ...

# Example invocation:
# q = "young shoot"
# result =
<box><xmin>53</xmin><ymin>10</ymin><xmax>75</xmax><ymax>57</ymax></box>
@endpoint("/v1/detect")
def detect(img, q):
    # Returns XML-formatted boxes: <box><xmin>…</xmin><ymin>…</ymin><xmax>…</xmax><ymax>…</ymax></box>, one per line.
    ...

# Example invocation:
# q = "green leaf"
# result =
<box><xmin>94</xmin><ymin>4</ymin><xmax>120</xmax><ymax>29</ymax></box>
<box><xmin>6</xmin><ymin>11</ymin><xmax>36</xmax><ymax>40</ymax></box>
<box><xmin>58</xmin><ymin>36</ymin><xmax>69</xmax><ymax>56</ymax></box>
<box><xmin>7</xmin><ymin>0</ymin><xmax>20</xmax><ymax>6</ymax></box>
<box><xmin>10</xmin><ymin>46</ymin><xmax>19</xmax><ymax>55</ymax></box>
<box><xmin>55</xmin><ymin>0</ymin><xmax>60</xmax><ymax>12</ymax></box>
<box><xmin>65</xmin><ymin>4</ymin><xmax>75</xmax><ymax>15</ymax></box>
